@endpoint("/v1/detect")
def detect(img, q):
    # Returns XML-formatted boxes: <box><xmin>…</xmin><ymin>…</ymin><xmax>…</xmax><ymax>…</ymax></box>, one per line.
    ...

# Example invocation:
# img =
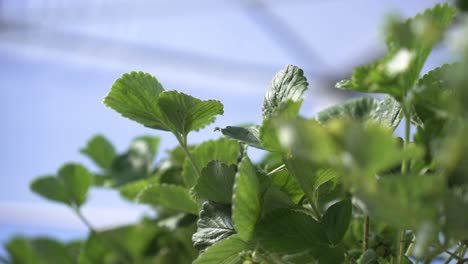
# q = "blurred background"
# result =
<box><xmin>0</xmin><ymin>0</ymin><xmax>451</xmax><ymax>258</ymax></box>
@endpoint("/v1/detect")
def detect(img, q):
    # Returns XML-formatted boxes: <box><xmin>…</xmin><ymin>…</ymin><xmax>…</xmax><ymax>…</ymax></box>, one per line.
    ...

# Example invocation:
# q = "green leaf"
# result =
<box><xmin>412</xmin><ymin>64</ymin><xmax>456</xmax><ymax>122</ymax></box>
<box><xmin>282</xmin><ymin>246</ymin><xmax>345</xmax><ymax>264</ymax></box>
<box><xmin>119</xmin><ymin>177</ymin><xmax>160</xmax><ymax>201</ymax></box>
<box><xmin>261</xmin><ymin>185</ymin><xmax>296</xmax><ymax>217</ymax></box>
<box><xmin>270</xmin><ymin>169</ymin><xmax>304</xmax><ymax>204</ymax></box>
<box><xmin>193</xmin><ymin>201</ymin><xmax>236</xmax><ymax>251</ymax></box>
<box><xmin>132</xmin><ymin>135</ymin><xmax>161</xmax><ymax>160</ymax></box>
<box><xmin>220</xmin><ymin>126</ymin><xmax>262</xmax><ymax>149</ymax></box>
<box><xmin>79</xmin><ymin>221</ymin><xmax>162</xmax><ymax>263</ymax></box>
<box><xmin>30</xmin><ymin>176</ymin><xmax>70</xmax><ymax>205</ymax></box>
<box><xmin>137</xmin><ymin>183</ymin><xmax>199</xmax><ymax>214</ymax></box>
<box><xmin>106</xmin><ymin>136</ymin><xmax>159</xmax><ymax>187</ymax></box>
<box><xmin>316</xmin><ymin>96</ymin><xmax>402</xmax><ymax>129</ymax></box>
<box><xmin>262</xmin><ymin>65</ymin><xmax>308</xmax><ymax>119</ymax></box>
<box><xmin>6</xmin><ymin>237</ymin><xmax>74</xmax><ymax>264</ymax></box>
<box><xmin>369</xmin><ymin>96</ymin><xmax>402</xmax><ymax>129</ymax></box>
<box><xmin>80</xmin><ymin>135</ymin><xmax>116</xmax><ymax>170</ymax></box>
<box><xmin>284</xmin><ymin>158</ymin><xmax>338</xmax><ymax>207</ymax></box>
<box><xmin>193</xmin><ymin>161</ymin><xmax>237</xmax><ymax>204</ymax></box>
<box><xmin>182</xmin><ymin>138</ymin><xmax>241</xmax><ymax>188</ymax></box>
<box><xmin>316</xmin><ymin>97</ymin><xmax>379</xmax><ymax>124</ymax></box>
<box><xmin>322</xmin><ymin>198</ymin><xmax>352</xmax><ymax>245</ymax></box>
<box><xmin>337</xmin><ymin>4</ymin><xmax>456</xmax><ymax>100</ymax></box>
<box><xmin>57</xmin><ymin>163</ymin><xmax>93</xmax><ymax>207</ymax></box>
<box><xmin>276</xmin><ymin>119</ymin><xmax>337</xmax><ymax>163</ymax></box>
<box><xmin>358</xmin><ymin>174</ymin><xmax>444</xmax><ymax>228</ymax></box>
<box><xmin>194</xmin><ymin>235</ymin><xmax>249</xmax><ymax>264</ymax></box>
<box><xmin>158</xmin><ymin>90</ymin><xmax>224</xmax><ymax>137</ymax></box>
<box><xmin>104</xmin><ymin>71</ymin><xmax>170</xmax><ymax>130</ymax></box>
<box><xmin>31</xmin><ymin>164</ymin><xmax>93</xmax><ymax>207</ymax></box>
<box><xmin>444</xmin><ymin>188</ymin><xmax>468</xmax><ymax>239</ymax></box>
<box><xmin>254</xmin><ymin>208</ymin><xmax>328</xmax><ymax>254</ymax></box>
<box><xmin>358</xmin><ymin>249</ymin><xmax>378</xmax><ymax>264</ymax></box>
<box><xmin>232</xmin><ymin>156</ymin><xmax>263</xmax><ymax>241</ymax></box>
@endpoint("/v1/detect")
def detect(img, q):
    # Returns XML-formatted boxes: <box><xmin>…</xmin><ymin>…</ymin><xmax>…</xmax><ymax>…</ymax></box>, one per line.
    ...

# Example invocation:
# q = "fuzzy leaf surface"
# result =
<box><xmin>57</xmin><ymin>163</ymin><xmax>93</xmax><ymax>207</ymax></box>
<box><xmin>316</xmin><ymin>96</ymin><xmax>402</xmax><ymax>129</ymax></box>
<box><xmin>193</xmin><ymin>201</ymin><xmax>236</xmax><ymax>251</ymax></box>
<box><xmin>262</xmin><ymin>65</ymin><xmax>308</xmax><ymax>119</ymax></box>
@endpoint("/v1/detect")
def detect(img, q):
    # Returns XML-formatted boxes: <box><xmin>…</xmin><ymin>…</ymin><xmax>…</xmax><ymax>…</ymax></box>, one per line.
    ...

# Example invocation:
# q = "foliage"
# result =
<box><xmin>4</xmin><ymin>3</ymin><xmax>468</xmax><ymax>264</ymax></box>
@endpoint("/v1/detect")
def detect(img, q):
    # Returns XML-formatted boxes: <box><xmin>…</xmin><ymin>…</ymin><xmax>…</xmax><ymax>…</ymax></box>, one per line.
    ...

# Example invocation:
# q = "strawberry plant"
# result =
<box><xmin>3</xmin><ymin>2</ymin><xmax>468</xmax><ymax>263</ymax></box>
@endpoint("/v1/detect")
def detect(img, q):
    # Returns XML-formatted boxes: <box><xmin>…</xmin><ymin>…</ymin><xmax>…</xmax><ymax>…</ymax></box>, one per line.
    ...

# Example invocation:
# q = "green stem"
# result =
<box><xmin>398</xmin><ymin>108</ymin><xmax>411</xmax><ymax>264</ymax></box>
<box><xmin>74</xmin><ymin>207</ymin><xmax>96</xmax><ymax>233</ymax></box>
<box><xmin>175</xmin><ymin>133</ymin><xmax>202</xmax><ymax>179</ymax></box>
<box><xmin>405</xmin><ymin>234</ymin><xmax>416</xmax><ymax>256</ymax></box>
<box><xmin>267</xmin><ymin>164</ymin><xmax>286</xmax><ymax>176</ymax></box>
<box><xmin>459</xmin><ymin>245</ymin><xmax>467</xmax><ymax>259</ymax></box>
<box><xmin>444</xmin><ymin>249</ymin><xmax>461</xmax><ymax>264</ymax></box>
<box><xmin>363</xmin><ymin>215</ymin><xmax>370</xmax><ymax>252</ymax></box>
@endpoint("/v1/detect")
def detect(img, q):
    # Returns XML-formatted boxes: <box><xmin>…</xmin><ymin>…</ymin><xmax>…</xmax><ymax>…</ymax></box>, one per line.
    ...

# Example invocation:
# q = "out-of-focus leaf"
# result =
<box><xmin>337</xmin><ymin>4</ymin><xmax>456</xmax><ymax>100</ymax></box>
<box><xmin>192</xmin><ymin>201</ymin><xmax>236</xmax><ymax>251</ymax></box>
<box><xmin>316</xmin><ymin>96</ymin><xmax>404</xmax><ymax>129</ymax></box>
<box><xmin>119</xmin><ymin>177</ymin><xmax>160</xmax><ymax>201</ymax></box>
<box><xmin>137</xmin><ymin>184</ymin><xmax>199</xmax><ymax>214</ymax></box>
<box><xmin>357</xmin><ymin>174</ymin><xmax>445</xmax><ymax>228</ymax></box>
<box><xmin>411</xmin><ymin>64</ymin><xmax>456</xmax><ymax>122</ymax></box>
<box><xmin>79</xmin><ymin>221</ymin><xmax>162</xmax><ymax>263</ymax></box>
<box><xmin>6</xmin><ymin>237</ymin><xmax>73</xmax><ymax>264</ymax></box>
<box><xmin>358</xmin><ymin>249</ymin><xmax>378</xmax><ymax>264</ymax></box>
<box><xmin>58</xmin><ymin>163</ymin><xmax>93</xmax><ymax>207</ymax></box>
<box><xmin>80</xmin><ymin>135</ymin><xmax>116</xmax><ymax>170</ymax></box>
<box><xmin>30</xmin><ymin>176</ymin><xmax>70</xmax><ymax>205</ymax></box>
<box><xmin>444</xmin><ymin>188</ymin><xmax>468</xmax><ymax>239</ymax></box>
<box><xmin>31</xmin><ymin>164</ymin><xmax>93</xmax><ymax>207</ymax></box>
<box><xmin>105</xmin><ymin>136</ymin><xmax>159</xmax><ymax>187</ymax></box>
<box><xmin>193</xmin><ymin>161</ymin><xmax>236</xmax><ymax>204</ymax></box>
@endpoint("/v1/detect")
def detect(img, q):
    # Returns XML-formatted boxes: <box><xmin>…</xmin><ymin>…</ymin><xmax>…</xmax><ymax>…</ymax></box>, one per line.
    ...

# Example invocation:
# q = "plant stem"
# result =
<box><xmin>405</xmin><ymin>234</ymin><xmax>416</xmax><ymax>256</ymax></box>
<box><xmin>175</xmin><ymin>133</ymin><xmax>202</xmax><ymax>179</ymax></box>
<box><xmin>363</xmin><ymin>215</ymin><xmax>370</xmax><ymax>252</ymax></box>
<box><xmin>74</xmin><ymin>207</ymin><xmax>96</xmax><ymax>233</ymax></box>
<box><xmin>398</xmin><ymin>108</ymin><xmax>411</xmax><ymax>264</ymax></box>
<box><xmin>459</xmin><ymin>245</ymin><xmax>467</xmax><ymax>259</ymax></box>
<box><xmin>73</xmin><ymin>206</ymin><xmax>133</xmax><ymax>262</ymax></box>
<box><xmin>267</xmin><ymin>164</ymin><xmax>286</xmax><ymax>176</ymax></box>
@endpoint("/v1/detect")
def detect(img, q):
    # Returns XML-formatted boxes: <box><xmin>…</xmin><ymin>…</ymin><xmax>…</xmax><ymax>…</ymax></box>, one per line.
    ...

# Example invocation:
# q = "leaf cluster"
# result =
<box><xmin>5</xmin><ymin>3</ymin><xmax>468</xmax><ymax>264</ymax></box>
